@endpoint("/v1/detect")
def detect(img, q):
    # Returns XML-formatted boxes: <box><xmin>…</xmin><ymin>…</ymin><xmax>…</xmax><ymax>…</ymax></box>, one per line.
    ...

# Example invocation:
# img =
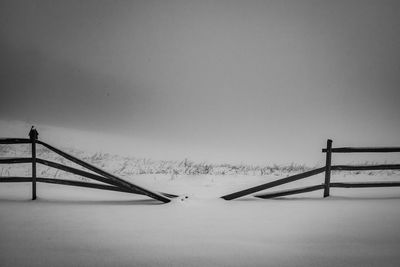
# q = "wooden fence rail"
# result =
<box><xmin>331</xmin><ymin>164</ymin><xmax>400</xmax><ymax>171</ymax></box>
<box><xmin>221</xmin><ymin>167</ymin><xmax>326</xmax><ymax>200</ymax></box>
<box><xmin>330</xmin><ymin>182</ymin><xmax>400</xmax><ymax>188</ymax></box>
<box><xmin>322</xmin><ymin>147</ymin><xmax>400</xmax><ymax>153</ymax></box>
<box><xmin>0</xmin><ymin>157</ymin><xmax>32</xmax><ymax>164</ymax></box>
<box><xmin>0</xmin><ymin>127</ymin><xmax>173</xmax><ymax>203</ymax></box>
<box><xmin>321</xmin><ymin>140</ymin><xmax>400</xmax><ymax>198</ymax></box>
<box><xmin>254</xmin><ymin>184</ymin><xmax>325</xmax><ymax>199</ymax></box>
<box><xmin>36</xmin><ymin>158</ymin><xmax>128</xmax><ymax>188</ymax></box>
<box><xmin>36</xmin><ymin>140</ymin><xmax>171</xmax><ymax>203</ymax></box>
<box><xmin>221</xmin><ymin>139</ymin><xmax>400</xmax><ymax>200</ymax></box>
<box><xmin>0</xmin><ymin>176</ymin><xmax>134</xmax><ymax>193</ymax></box>
<box><xmin>0</xmin><ymin>138</ymin><xmax>31</xmax><ymax>144</ymax></box>
<box><xmin>1</xmin><ymin>129</ymin><xmax>399</xmax><ymax>201</ymax></box>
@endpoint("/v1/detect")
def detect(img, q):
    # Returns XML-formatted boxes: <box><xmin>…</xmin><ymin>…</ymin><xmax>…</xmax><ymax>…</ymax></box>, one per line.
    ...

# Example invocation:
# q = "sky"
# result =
<box><xmin>1</xmin><ymin>0</ymin><xmax>399</xmax><ymax>165</ymax></box>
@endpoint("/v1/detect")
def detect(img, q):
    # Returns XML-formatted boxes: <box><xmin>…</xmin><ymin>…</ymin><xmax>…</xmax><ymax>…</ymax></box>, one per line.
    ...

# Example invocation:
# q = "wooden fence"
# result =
<box><xmin>222</xmin><ymin>139</ymin><xmax>400</xmax><ymax>200</ymax></box>
<box><xmin>2</xmin><ymin>129</ymin><xmax>399</xmax><ymax>202</ymax></box>
<box><xmin>0</xmin><ymin>127</ymin><xmax>174</xmax><ymax>203</ymax></box>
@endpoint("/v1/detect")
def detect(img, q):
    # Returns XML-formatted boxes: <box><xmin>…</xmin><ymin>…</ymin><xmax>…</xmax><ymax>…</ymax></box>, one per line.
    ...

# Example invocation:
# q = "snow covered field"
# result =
<box><xmin>1</xmin><ymin>123</ymin><xmax>400</xmax><ymax>266</ymax></box>
<box><xmin>1</xmin><ymin>171</ymin><xmax>400</xmax><ymax>267</ymax></box>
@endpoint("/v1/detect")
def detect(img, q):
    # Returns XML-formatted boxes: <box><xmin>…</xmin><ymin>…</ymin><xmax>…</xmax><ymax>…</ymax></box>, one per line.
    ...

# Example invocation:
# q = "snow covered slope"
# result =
<box><xmin>1</xmin><ymin>182</ymin><xmax>400</xmax><ymax>267</ymax></box>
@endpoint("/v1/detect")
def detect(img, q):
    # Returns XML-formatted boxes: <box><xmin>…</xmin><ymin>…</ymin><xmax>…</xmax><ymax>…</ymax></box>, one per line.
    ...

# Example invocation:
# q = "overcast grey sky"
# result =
<box><xmin>1</xmin><ymin>0</ymin><xmax>399</xmax><ymax>164</ymax></box>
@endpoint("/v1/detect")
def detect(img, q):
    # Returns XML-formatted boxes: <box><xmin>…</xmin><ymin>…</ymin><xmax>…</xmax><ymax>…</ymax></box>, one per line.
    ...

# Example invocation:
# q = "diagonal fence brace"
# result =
<box><xmin>221</xmin><ymin>167</ymin><xmax>325</xmax><ymax>200</ymax></box>
<box><xmin>37</xmin><ymin>140</ymin><xmax>171</xmax><ymax>203</ymax></box>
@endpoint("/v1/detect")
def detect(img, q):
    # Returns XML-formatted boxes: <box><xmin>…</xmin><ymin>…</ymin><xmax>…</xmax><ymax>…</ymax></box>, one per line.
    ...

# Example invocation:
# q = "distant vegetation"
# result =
<box><xmin>0</xmin><ymin>144</ymin><xmax>399</xmax><ymax>179</ymax></box>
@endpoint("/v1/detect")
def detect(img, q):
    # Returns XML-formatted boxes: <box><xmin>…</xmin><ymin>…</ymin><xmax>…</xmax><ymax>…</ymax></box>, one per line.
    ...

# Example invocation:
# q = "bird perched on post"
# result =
<box><xmin>29</xmin><ymin>126</ymin><xmax>39</xmax><ymax>140</ymax></box>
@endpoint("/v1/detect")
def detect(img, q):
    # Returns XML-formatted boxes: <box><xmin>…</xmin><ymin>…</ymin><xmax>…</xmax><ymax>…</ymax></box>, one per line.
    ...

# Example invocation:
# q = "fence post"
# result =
<box><xmin>323</xmin><ymin>139</ymin><xmax>332</xmax><ymax>197</ymax></box>
<box><xmin>29</xmin><ymin>126</ymin><xmax>39</xmax><ymax>200</ymax></box>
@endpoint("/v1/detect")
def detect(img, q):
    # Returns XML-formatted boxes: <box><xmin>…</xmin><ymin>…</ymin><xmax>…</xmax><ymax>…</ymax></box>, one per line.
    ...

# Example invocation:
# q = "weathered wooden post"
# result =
<box><xmin>323</xmin><ymin>139</ymin><xmax>332</xmax><ymax>197</ymax></box>
<box><xmin>29</xmin><ymin>126</ymin><xmax>39</xmax><ymax>200</ymax></box>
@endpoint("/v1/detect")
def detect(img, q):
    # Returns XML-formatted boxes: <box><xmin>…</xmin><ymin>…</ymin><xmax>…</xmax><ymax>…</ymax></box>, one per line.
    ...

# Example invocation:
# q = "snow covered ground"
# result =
<box><xmin>1</xmin><ymin>122</ymin><xmax>400</xmax><ymax>266</ymax></box>
<box><xmin>1</xmin><ymin>172</ymin><xmax>400</xmax><ymax>267</ymax></box>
